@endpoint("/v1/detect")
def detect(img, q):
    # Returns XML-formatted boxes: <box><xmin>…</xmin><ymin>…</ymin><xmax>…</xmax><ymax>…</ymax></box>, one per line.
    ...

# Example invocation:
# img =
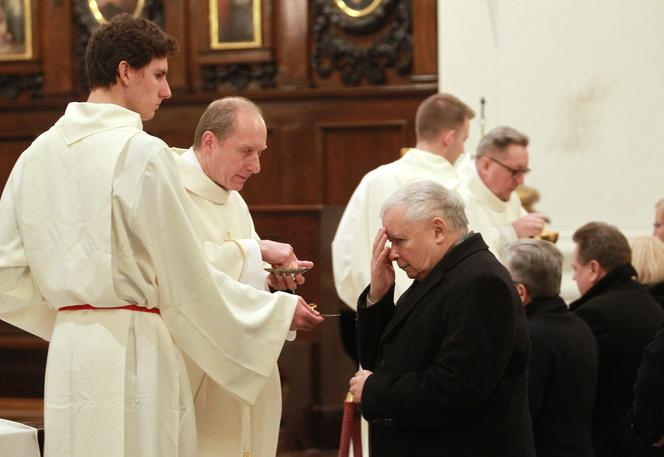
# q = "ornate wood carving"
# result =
<box><xmin>329</xmin><ymin>0</ymin><xmax>400</xmax><ymax>34</ymax></box>
<box><xmin>201</xmin><ymin>62</ymin><xmax>277</xmax><ymax>92</ymax></box>
<box><xmin>0</xmin><ymin>74</ymin><xmax>43</xmax><ymax>100</ymax></box>
<box><xmin>72</xmin><ymin>0</ymin><xmax>164</xmax><ymax>90</ymax></box>
<box><xmin>311</xmin><ymin>0</ymin><xmax>412</xmax><ymax>86</ymax></box>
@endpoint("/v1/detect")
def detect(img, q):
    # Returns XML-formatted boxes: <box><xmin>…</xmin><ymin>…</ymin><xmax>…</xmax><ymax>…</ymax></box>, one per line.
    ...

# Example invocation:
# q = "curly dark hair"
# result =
<box><xmin>85</xmin><ymin>14</ymin><xmax>178</xmax><ymax>89</ymax></box>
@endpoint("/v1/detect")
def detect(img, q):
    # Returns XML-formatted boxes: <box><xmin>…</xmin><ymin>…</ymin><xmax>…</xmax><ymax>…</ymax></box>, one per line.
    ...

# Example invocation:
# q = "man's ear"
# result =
<box><xmin>432</xmin><ymin>216</ymin><xmax>448</xmax><ymax>243</ymax></box>
<box><xmin>588</xmin><ymin>259</ymin><xmax>605</xmax><ymax>283</ymax></box>
<box><xmin>201</xmin><ymin>131</ymin><xmax>217</xmax><ymax>156</ymax></box>
<box><xmin>441</xmin><ymin>129</ymin><xmax>456</xmax><ymax>147</ymax></box>
<box><xmin>477</xmin><ymin>155</ymin><xmax>491</xmax><ymax>172</ymax></box>
<box><xmin>515</xmin><ymin>282</ymin><xmax>530</xmax><ymax>305</ymax></box>
<box><xmin>117</xmin><ymin>61</ymin><xmax>131</xmax><ymax>86</ymax></box>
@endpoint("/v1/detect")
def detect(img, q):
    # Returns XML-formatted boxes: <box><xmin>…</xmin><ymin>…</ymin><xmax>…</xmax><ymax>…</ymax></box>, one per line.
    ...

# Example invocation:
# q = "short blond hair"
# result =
<box><xmin>630</xmin><ymin>236</ymin><xmax>664</xmax><ymax>285</ymax></box>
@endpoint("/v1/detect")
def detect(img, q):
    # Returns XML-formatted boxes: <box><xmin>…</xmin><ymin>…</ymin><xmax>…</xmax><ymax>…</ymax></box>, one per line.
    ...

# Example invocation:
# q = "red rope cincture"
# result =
<box><xmin>59</xmin><ymin>304</ymin><xmax>160</xmax><ymax>314</ymax></box>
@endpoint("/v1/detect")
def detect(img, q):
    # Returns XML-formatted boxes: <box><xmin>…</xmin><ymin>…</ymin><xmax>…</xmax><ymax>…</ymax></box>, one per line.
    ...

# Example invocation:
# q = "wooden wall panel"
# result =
<box><xmin>318</xmin><ymin>121</ymin><xmax>407</xmax><ymax>205</ymax></box>
<box><xmin>41</xmin><ymin>0</ymin><xmax>75</xmax><ymax>95</ymax></box>
<box><xmin>274</xmin><ymin>0</ymin><xmax>310</xmax><ymax>89</ymax></box>
<box><xmin>0</xmin><ymin>322</ymin><xmax>47</xmax><ymax>397</ymax></box>
<box><xmin>0</xmin><ymin>138</ymin><xmax>32</xmax><ymax>186</ymax></box>
<box><xmin>412</xmin><ymin>0</ymin><xmax>438</xmax><ymax>82</ymax></box>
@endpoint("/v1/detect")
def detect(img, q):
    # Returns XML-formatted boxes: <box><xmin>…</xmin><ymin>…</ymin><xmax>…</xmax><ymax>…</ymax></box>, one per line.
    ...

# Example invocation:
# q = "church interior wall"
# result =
<box><xmin>438</xmin><ymin>0</ymin><xmax>663</xmax><ymax>300</ymax></box>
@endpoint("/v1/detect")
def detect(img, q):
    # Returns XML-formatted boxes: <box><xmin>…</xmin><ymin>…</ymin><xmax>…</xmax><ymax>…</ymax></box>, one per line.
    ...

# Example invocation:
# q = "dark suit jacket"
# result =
<box><xmin>648</xmin><ymin>282</ymin><xmax>664</xmax><ymax>308</ymax></box>
<box><xmin>356</xmin><ymin>233</ymin><xmax>535</xmax><ymax>457</ymax></box>
<box><xmin>526</xmin><ymin>295</ymin><xmax>598</xmax><ymax>457</ymax></box>
<box><xmin>633</xmin><ymin>325</ymin><xmax>664</xmax><ymax>447</ymax></box>
<box><xmin>570</xmin><ymin>264</ymin><xmax>664</xmax><ymax>457</ymax></box>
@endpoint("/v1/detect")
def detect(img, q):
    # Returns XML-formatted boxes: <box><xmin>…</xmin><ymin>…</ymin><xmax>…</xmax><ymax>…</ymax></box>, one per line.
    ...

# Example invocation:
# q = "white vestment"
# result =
<box><xmin>0</xmin><ymin>103</ymin><xmax>296</xmax><ymax>457</ymax></box>
<box><xmin>457</xmin><ymin>159</ymin><xmax>527</xmax><ymax>261</ymax></box>
<box><xmin>331</xmin><ymin>148</ymin><xmax>459</xmax><ymax>309</ymax></box>
<box><xmin>175</xmin><ymin>147</ymin><xmax>288</xmax><ymax>457</ymax></box>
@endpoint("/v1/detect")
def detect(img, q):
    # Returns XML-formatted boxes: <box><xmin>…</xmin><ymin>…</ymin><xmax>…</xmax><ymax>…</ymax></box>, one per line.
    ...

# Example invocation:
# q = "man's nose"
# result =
<box><xmin>161</xmin><ymin>79</ymin><xmax>172</xmax><ymax>99</ymax></box>
<box><xmin>247</xmin><ymin>154</ymin><xmax>261</xmax><ymax>174</ymax></box>
<box><xmin>388</xmin><ymin>246</ymin><xmax>398</xmax><ymax>261</ymax></box>
<box><xmin>514</xmin><ymin>172</ymin><xmax>525</xmax><ymax>185</ymax></box>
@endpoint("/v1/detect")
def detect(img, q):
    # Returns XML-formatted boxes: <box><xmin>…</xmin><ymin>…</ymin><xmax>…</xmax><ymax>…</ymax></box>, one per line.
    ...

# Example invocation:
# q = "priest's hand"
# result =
<box><xmin>368</xmin><ymin>227</ymin><xmax>394</xmax><ymax>303</ymax></box>
<box><xmin>259</xmin><ymin>239</ymin><xmax>307</xmax><ymax>266</ymax></box>
<box><xmin>267</xmin><ymin>259</ymin><xmax>314</xmax><ymax>291</ymax></box>
<box><xmin>290</xmin><ymin>297</ymin><xmax>324</xmax><ymax>331</ymax></box>
<box><xmin>349</xmin><ymin>369</ymin><xmax>373</xmax><ymax>403</ymax></box>
<box><xmin>512</xmin><ymin>213</ymin><xmax>548</xmax><ymax>238</ymax></box>
<box><xmin>260</xmin><ymin>239</ymin><xmax>313</xmax><ymax>290</ymax></box>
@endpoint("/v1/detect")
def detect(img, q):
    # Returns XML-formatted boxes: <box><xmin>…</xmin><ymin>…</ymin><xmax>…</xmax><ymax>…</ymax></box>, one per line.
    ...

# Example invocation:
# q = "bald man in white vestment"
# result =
<box><xmin>331</xmin><ymin>93</ymin><xmax>475</xmax><ymax>309</ymax></box>
<box><xmin>0</xmin><ymin>16</ymin><xmax>321</xmax><ymax>457</ymax></box>
<box><xmin>173</xmin><ymin>97</ymin><xmax>312</xmax><ymax>457</ymax></box>
<box><xmin>458</xmin><ymin>126</ymin><xmax>548</xmax><ymax>261</ymax></box>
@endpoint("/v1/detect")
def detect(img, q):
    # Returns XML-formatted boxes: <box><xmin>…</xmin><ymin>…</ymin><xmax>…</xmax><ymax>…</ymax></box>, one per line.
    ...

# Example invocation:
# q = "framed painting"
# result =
<box><xmin>88</xmin><ymin>0</ymin><xmax>146</xmax><ymax>24</ymax></box>
<box><xmin>0</xmin><ymin>0</ymin><xmax>32</xmax><ymax>61</ymax></box>
<box><xmin>210</xmin><ymin>0</ymin><xmax>262</xmax><ymax>50</ymax></box>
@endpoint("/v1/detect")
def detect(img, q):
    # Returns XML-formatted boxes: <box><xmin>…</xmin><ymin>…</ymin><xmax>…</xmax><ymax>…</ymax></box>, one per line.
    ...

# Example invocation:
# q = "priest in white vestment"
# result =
<box><xmin>458</xmin><ymin>126</ymin><xmax>548</xmax><ymax>261</ymax></box>
<box><xmin>332</xmin><ymin>93</ymin><xmax>475</xmax><ymax>309</ymax></box>
<box><xmin>173</xmin><ymin>97</ymin><xmax>310</xmax><ymax>457</ymax></box>
<box><xmin>0</xmin><ymin>17</ymin><xmax>322</xmax><ymax>457</ymax></box>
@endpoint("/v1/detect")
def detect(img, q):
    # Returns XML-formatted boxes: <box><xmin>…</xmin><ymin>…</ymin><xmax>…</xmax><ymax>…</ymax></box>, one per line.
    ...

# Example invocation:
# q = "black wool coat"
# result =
<box><xmin>526</xmin><ymin>295</ymin><xmax>598</xmax><ymax>457</ymax></box>
<box><xmin>356</xmin><ymin>233</ymin><xmax>535</xmax><ymax>457</ymax></box>
<box><xmin>647</xmin><ymin>282</ymin><xmax>664</xmax><ymax>309</ymax></box>
<box><xmin>633</xmin><ymin>325</ymin><xmax>664</xmax><ymax>448</ymax></box>
<box><xmin>570</xmin><ymin>264</ymin><xmax>664</xmax><ymax>457</ymax></box>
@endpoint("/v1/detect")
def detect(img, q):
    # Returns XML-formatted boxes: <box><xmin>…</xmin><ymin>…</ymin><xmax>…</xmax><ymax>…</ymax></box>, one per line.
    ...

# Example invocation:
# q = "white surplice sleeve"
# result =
<box><xmin>114</xmin><ymin>134</ymin><xmax>296</xmax><ymax>405</ymax></box>
<box><xmin>0</xmin><ymin>156</ymin><xmax>56</xmax><ymax>340</ymax></box>
<box><xmin>331</xmin><ymin>177</ymin><xmax>375</xmax><ymax>310</ymax></box>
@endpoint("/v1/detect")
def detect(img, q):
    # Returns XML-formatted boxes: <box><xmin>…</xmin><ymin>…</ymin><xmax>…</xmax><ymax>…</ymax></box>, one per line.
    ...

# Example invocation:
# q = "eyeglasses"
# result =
<box><xmin>488</xmin><ymin>156</ymin><xmax>530</xmax><ymax>178</ymax></box>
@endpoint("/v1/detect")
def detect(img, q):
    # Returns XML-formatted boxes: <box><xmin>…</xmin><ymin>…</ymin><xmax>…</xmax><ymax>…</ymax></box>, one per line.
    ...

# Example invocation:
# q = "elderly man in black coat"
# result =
<box><xmin>506</xmin><ymin>239</ymin><xmax>598</xmax><ymax>457</ymax></box>
<box><xmin>570</xmin><ymin>222</ymin><xmax>664</xmax><ymax>457</ymax></box>
<box><xmin>348</xmin><ymin>180</ymin><xmax>535</xmax><ymax>457</ymax></box>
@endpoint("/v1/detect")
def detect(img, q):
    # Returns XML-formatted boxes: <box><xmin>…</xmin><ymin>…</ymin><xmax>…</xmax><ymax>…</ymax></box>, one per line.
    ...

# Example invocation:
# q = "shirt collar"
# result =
<box><xmin>55</xmin><ymin>102</ymin><xmax>142</xmax><ymax>145</ymax></box>
<box><xmin>467</xmin><ymin>159</ymin><xmax>517</xmax><ymax>212</ymax></box>
<box><xmin>175</xmin><ymin>147</ymin><xmax>230</xmax><ymax>204</ymax></box>
<box><xmin>402</xmin><ymin>148</ymin><xmax>455</xmax><ymax>169</ymax></box>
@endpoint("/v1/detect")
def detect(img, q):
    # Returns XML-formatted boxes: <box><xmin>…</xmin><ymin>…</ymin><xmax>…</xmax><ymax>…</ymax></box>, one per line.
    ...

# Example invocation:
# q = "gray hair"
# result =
<box><xmin>381</xmin><ymin>180</ymin><xmax>468</xmax><ymax>233</ymax></box>
<box><xmin>505</xmin><ymin>239</ymin><xmax>563</xmax><ymax>298</ymax></box>
<box><xmin>656</xmin><ymin>198</ymin><xmax>664</xmax><ymax>212</ymax></box>
<box><xmin>475</xmin><ymin>126</ymin><xmax>529</xmax><ymax>158</ymax></box>
<box><xmin>193</xmin><ymin>96</ymin><xmax>263</xmax><ymax>150</ymax></box>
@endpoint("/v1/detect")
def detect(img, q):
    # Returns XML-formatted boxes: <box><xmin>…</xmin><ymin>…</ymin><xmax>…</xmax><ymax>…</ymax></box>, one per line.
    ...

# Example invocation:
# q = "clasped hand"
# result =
<box><xmin>349</xmin><ymin>369</ymin><xmax>373</xmax><ymax>403</ymax></box>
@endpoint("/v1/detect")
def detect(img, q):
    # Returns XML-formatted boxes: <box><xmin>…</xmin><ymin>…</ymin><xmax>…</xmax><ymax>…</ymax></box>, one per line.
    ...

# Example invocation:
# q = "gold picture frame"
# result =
<box><xmin>0</xmin><ymin>0</ymin><xmax>32</xmax><ymax>61</ymax></box>
<box><xmin>88</xmin><ymin>0</ymin><xmax>146</xmax><ymax>25</ymax></box>
<box><xmin>210</xmin><ymin>0</ymin><xmax>262</xmax><ymax>50</ymax></box>
<box><xmin>334</xmin><ymin>0</ymin><xmax>383</xmax><ymax>18</ymax></box>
